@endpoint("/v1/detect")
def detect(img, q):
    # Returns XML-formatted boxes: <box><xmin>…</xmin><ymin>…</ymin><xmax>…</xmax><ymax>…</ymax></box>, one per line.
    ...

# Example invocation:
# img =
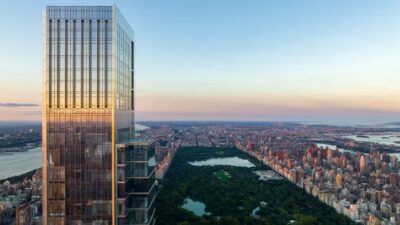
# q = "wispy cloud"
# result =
<box><xmin>22</xmin><ymin>111</ymin><xmax>41</xmax><ymax>115</ymax></box>
<box><xmin>0</xmin><ymin>103</ymin><xmax>39</xmax><ymax>107</ymax></box>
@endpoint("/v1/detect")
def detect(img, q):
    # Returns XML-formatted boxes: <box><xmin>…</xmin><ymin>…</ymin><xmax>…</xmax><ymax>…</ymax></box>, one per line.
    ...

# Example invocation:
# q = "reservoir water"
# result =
<box><xmin>188</xmin><ymin>157</ymin><xmax>255</xmax><ymax>168</ymax></box>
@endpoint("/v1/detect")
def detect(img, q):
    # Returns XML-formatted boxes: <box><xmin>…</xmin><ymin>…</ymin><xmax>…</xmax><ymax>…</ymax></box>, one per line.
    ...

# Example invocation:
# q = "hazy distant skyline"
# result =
<box><xmin>0</xmin><ymin>0</ymin><xmax>399</xmax><ymax>124</ymax></box>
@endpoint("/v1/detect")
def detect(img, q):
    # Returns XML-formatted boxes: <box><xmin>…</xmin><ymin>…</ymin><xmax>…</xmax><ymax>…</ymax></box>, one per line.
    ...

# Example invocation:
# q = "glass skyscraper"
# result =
<box><xmin>42</xmin><ymin>6</ymin><xmax>154</xmax><ymax>225</ymax></box>
<box><xmin>120</xmin><ymin>140</ymin><xmax>156</xmax><ymax>225</ymax></box>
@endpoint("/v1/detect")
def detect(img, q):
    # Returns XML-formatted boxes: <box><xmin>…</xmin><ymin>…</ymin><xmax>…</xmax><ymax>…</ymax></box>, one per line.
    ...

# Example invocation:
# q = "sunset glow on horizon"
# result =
<box><xmin>0</xmin><ymin>0</ymin><xmax>399</xmax><ymax>124</ymax></box>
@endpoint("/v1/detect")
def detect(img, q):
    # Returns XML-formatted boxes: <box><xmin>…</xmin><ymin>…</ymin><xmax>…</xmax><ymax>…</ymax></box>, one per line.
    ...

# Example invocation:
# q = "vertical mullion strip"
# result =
<box><xmin>49</xmin><ymin>20</ymin><xmax>52</xmax><ymax>108</ymax></box>
<box><xmin>57</xmin><ymin>20</ymin><xmax>60</xmax><ymax>108</ymax></box>
<box><xmin>65</xmin><ymin>20</ymin><xmax>68</xmax><ymax>108</ymax></box>
<box><xmin>131</xmin><ymin>90</ymin><xmax>134</xmax><ymax>111</ymax></box>
<box><xmin>89</xmin><ymin>20</ymin><xmax>92</xmax><ymax>107</ymax></box>
<box><xmin>104</xmin><ymin>20</ymin><xmax>108</xmax><ymax>108</ymax></box>
<box><xmin>131</xmin><ymin>41</ymin><xmax>134</xmax><ymax>111</ymax></box>
<box><xmin>81</xmin><ymin>20</ymin><xmax>84</xmax><ymax>108</ymax></box>
<box><xmin>97</xmin><ymin>20</ymin><xmax>100</xmax><ymax>108</ymax></box>
<box><xmin>73</xmin><ymin>20</ymin><xmax>76</xmax><ymax>108</ymax></box>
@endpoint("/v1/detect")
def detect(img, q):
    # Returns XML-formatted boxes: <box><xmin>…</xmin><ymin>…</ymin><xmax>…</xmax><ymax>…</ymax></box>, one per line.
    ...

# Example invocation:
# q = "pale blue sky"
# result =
<box><xmin>0</xmin><ymin>0</ymin><xmax>399</xmax><ymax>124</ymax></box>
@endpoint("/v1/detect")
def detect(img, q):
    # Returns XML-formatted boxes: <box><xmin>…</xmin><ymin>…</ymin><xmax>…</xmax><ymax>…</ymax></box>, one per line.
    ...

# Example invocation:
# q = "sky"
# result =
<box><xmin>0</xmin><ymin>0</ymin><xmax>399</xmax><ymax>125</ymax></box>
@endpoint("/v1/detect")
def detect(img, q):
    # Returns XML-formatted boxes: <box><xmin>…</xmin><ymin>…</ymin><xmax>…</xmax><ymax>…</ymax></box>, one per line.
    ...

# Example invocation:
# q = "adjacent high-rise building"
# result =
<box><xmin>360</xmin><ymin>155</ymin><xmax>366</xmax><ymax>173</ymax></box>
<box><xmin>120</xmin><ymin>140</ymin><xmax>156</xmax><ymax>225</ymax></box>
<box><xmin>42</xmin><ymin>6</ymin><xmax>155</xmax><ymax>225</ymax></box>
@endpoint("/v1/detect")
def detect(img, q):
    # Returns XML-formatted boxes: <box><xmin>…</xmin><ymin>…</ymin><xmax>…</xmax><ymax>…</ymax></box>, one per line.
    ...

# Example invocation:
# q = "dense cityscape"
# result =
<box><xmin>1</xmin><ymin>122</ymin><xmax>400</xmax><ymax>224</ymax></box>
<box><xmin>148</xmin><ymin>122</ymin><xmax>400</xmax><ymax>224</ymax></box>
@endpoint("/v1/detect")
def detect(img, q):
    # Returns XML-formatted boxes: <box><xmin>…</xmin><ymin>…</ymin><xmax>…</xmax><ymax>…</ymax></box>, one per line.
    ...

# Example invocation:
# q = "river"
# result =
<box><xmin>344</xmin><ymin>133</ymin><xmax>400</xmax><ymax>147</ymax></box>
<box><xmin>316</xmin><ymin>143</ymin><xmax>400</xmax><ymax>161</ymax></box>
<box><xmin>0</xmin><ymin>147</ymin><xmax>42</xmax><ymax>180</ymax></box>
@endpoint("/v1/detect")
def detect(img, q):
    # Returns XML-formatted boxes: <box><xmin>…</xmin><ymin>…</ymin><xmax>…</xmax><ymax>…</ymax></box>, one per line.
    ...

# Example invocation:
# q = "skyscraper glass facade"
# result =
<box><xmin>42</xmin><ymin>6</ymin><xmax>135</xmax><ymax>225</ymax></box>
<box><xmin>124</xmin><ymin>141</ymin><xmax>156</xmax><ymax>225</ymax></box>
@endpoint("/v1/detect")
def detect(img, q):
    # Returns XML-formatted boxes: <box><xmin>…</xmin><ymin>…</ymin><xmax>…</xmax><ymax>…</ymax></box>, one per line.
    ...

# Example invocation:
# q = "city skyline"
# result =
<box><xmin>1</xmin><ymin>0</ymin><xmax>400</xmax><ymax>124</ymax></box>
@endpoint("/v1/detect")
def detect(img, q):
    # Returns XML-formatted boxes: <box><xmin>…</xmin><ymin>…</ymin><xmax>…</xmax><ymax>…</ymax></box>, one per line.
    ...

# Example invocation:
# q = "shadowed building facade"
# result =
<box><xmin>42</xmin><ymin>6</ymin><xmax>154</xmax><ymax>225</ymax></box>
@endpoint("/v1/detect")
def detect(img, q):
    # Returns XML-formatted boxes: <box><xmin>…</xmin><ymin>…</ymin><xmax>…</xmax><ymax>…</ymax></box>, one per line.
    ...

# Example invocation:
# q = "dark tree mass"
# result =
<box><xmin>156</xmin><ymin>147</ymin><xmax>355</xmax><ymax>225</ymax></box>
